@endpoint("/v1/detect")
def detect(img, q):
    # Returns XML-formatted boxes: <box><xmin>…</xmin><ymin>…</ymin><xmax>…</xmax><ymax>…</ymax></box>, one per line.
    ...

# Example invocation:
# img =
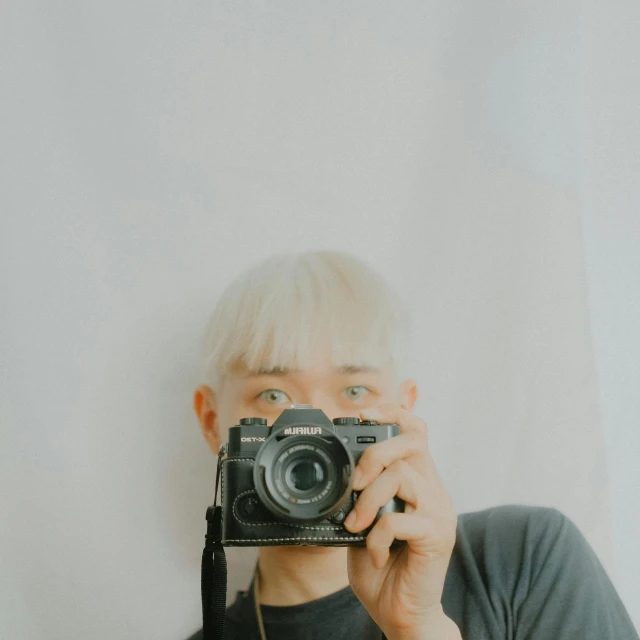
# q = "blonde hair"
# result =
<box><xmin>201</xmin><ymin>251</ymin><xmax>412</xmax><ymax>391</ymax></box>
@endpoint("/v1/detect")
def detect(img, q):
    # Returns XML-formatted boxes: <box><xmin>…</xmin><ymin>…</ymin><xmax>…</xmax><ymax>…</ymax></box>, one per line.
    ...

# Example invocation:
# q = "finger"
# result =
<box><xmin>344</xmin><ymin>459</ymin><xmax>421</xmax><ymax>533</ymax></box>
<box><xmin>360</xmin><ymin>404</ymin><xmax>427</xmax><ymax>437</ymax></box>
<box><xmin>352</xmin><ymin>432</ymin><xmax>432</xmax><ymax>490</ymax></box>
<box><xmin>365</xmin><ymin>512</ymin><xmax>456</xmax><ymax>570</ymax></box>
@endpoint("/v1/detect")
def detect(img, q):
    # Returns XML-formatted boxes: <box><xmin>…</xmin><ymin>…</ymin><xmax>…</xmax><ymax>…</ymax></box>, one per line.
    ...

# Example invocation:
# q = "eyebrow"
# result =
<box><xmin>244</xmin><ymin>365</ymin><xmax>380</xmax><ymax>378</ymax></box>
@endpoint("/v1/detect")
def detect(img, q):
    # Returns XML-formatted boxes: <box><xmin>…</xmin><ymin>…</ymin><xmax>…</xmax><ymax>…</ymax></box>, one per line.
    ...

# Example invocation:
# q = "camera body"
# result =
<box><xmin>219</xmin><ymin>405</ymin><xmax>404</xmax><ymax>547</ymax></box>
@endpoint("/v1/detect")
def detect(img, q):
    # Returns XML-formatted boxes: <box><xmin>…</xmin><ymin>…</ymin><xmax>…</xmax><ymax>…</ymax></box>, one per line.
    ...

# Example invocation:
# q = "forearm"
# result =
<box><xmin>385</xmin><ymin>606</ymin><xmax>462</xmax><ymax>640</ymax></box>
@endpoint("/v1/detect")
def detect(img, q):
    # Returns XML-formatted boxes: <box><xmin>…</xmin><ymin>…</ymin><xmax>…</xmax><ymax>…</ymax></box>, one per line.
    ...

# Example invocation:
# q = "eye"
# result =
<box><xmin>343</xmin><ymin>386</ymin><xmax>370</xmax><ymax>401</ymax></box>
<box><xmin>258</xmin><ymin>389</ymin><xmax>291</xmax><ymax>405</ymax></box>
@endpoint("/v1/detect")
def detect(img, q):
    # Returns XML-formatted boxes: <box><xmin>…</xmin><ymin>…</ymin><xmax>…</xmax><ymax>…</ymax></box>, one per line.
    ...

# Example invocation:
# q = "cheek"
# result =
<box><xmin>215</xmin><ymin>393</ymin><xmax>250</xmax><ymax>432</ymax></box>
<box><xmin>222</xmin><ymin>391</ymin><xmax>284</xmax><ymax>426</ymax></box>
<box><xmin>379</xmin><ymin>386</ymin><xmax>400</xmax><ymax>401</ymax></box>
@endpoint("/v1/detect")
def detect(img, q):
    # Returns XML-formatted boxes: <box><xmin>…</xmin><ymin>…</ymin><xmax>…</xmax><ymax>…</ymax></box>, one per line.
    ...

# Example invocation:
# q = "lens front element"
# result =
<box><xmin>253</xmin><ymin>426</ymin><xmax>353</xmax><ymax>523</ymax></box>
<box><xmin>285</xmin><ymin>458</ymin><xmax>325</xmax><ymax>493</ymax></box>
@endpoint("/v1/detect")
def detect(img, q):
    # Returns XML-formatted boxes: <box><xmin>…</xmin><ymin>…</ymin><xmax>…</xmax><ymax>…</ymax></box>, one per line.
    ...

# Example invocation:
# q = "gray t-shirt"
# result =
<box><xmin>187</xmin><ymin>505</ymin><xmax>639</xmax><ymax>639</ymax></box>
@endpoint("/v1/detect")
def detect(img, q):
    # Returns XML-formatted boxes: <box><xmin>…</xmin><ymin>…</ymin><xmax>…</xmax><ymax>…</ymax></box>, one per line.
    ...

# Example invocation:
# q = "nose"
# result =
<box><xmin>305</xmin><ymin>394</ymin><xmax>359</xmax><ymax>423</ymax></box>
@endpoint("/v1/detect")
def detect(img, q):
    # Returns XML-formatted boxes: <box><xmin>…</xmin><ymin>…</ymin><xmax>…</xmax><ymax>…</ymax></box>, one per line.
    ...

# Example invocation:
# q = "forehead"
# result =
<box><xmin>225</xmin><ymin>356</ymin><xmax>397</xmax><ymax>388</ymax></box>
<box><xmin>217</xmin><ymin>359</ymin><xmax>400</xmax><ymax>402</ymax></box>
<box><xmin>242</xmin><ymin>363</ymin><xmax>383</xmax><ymax>378</ymax></box>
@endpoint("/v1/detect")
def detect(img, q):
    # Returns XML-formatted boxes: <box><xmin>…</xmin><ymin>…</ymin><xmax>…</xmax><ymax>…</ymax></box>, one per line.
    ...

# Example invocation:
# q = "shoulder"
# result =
<box><xmin>456</xmin><ymin>503</ymin><xmax>577</xmax><ymax>550</ymax></box>
<box><xmin>449</xmin><ymin>504</ymin><xmax>585</xmax><ymax>590</ymax></box>
<box><xmin>444</xmin><ymin>505</ymin><xmax>638</xmax><ymax>638</ymax></box>
<box><xmin>445</xmin><ymin>505</ymin><xmax>586</xmax><ymax>617</ymax></box>
<box><xmin>458</xmin><ymin>503</ymin><xmax>568</xmax><ymax>528</ymax></box>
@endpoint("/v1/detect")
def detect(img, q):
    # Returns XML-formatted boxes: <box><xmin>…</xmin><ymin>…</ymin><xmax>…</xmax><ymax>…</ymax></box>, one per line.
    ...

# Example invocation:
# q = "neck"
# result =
<box><xmin>255</xmin><ymin>546</ymin><xmax>350</xmax><ymax>606</ymax></box>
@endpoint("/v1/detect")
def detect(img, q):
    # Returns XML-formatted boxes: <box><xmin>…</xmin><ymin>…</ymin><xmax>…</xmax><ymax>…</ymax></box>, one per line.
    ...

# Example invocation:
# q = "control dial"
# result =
<box><xmin>239</xmin><ymin>417</ymin><xmax>267</xmax><ymax>426</ymax></box>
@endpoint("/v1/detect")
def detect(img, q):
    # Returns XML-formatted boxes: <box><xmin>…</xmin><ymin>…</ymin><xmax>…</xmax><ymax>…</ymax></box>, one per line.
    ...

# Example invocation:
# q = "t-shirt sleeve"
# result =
<box><xmin>510</xmin><ymin>508</ymin><xmax>637</xmax><ymax>639</ymax></box>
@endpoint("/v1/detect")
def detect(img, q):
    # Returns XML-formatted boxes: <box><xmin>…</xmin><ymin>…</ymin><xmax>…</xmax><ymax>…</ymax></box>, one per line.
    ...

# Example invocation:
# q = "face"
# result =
<box><xmin>194</xmin><ymin>356</ymin><xmax>417</xmax><ymax>454</ymax></box>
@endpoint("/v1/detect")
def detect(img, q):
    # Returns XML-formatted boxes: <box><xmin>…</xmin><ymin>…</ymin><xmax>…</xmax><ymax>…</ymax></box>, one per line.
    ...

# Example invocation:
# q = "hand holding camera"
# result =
<box><xmin>209</xmin><ymin>403</ymin><xmax>460</xmax><ymax>640</ymax></box>
<box><xmin>220</xmin><ymin>405</ymin><xmax>404</xmax><ymax>546</ymax></box>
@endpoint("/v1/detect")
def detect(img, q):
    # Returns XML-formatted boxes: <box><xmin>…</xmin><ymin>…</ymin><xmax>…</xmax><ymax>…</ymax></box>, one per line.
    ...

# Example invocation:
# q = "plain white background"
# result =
<box><xmin>1</xmin><ymin>2</ymin><xmax>638</xmax><ymax>638</ymax></box>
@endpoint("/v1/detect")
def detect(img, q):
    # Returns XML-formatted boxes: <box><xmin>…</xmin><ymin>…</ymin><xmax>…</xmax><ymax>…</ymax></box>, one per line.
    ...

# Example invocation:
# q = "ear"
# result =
<box><xmin>193</xmin><ymin>384</ymin><xmax>222</xmax><ymax>455</ymax></box>
<box><xmin>398</xmin><ymin>379</ymin><xmax>418</xmax><ymax>412</ymax></box>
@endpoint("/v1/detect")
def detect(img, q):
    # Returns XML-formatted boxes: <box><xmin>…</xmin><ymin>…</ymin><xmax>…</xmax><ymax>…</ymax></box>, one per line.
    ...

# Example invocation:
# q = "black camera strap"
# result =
<box><xmin>202</xmin><ymin>454</ymin><xmax>227</xmax><ymax>640</ymax></box>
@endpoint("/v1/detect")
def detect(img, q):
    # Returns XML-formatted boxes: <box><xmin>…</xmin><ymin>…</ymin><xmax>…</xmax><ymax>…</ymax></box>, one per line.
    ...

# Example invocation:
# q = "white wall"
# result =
<box><xmin>582</xmin><ymin>213</ymin><xmax>640</xmax><ymax>635</ymax></box>
<box><xmin>1</xmin><ymin>1</ymin><xmax>638</xmax><ymax>638</ymax></box>
<box><xmin>580</xmin><ymin>0</ymin><xmax>640</xmax><ymax>622</ymax></box>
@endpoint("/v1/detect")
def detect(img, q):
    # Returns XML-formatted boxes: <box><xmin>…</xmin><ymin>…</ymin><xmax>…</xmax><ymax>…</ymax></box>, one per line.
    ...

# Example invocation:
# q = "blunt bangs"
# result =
<box><xmin>202</xmin><ymin>251</ymin><xmax>411</xmax><ymax>390</ymax></box>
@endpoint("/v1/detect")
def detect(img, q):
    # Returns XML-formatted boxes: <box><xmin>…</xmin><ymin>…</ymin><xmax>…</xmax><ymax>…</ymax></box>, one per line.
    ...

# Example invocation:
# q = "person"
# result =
<box><xmin>187</xmin><ymin>250</ymin><xmax>638</xmax><ymax>640</ymax></box>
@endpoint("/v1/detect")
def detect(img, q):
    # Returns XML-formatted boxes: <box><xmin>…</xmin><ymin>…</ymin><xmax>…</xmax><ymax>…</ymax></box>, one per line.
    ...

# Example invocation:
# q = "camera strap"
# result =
<box><xmin>201</xmin><ymin>455</ymin><xmax>226</xmax><ymax>640</ymax></box>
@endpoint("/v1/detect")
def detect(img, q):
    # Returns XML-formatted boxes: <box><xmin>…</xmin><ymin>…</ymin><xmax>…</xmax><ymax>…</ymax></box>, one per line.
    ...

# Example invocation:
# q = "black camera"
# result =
<box><xmin>219</xmin><ymin>405</ymin><xmax>404</xmax><ymax>546</ymax></box>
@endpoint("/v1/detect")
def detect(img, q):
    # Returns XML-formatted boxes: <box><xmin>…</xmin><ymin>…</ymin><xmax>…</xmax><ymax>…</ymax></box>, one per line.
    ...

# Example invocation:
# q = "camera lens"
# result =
<box><xmin>285</xmin><ymin>458</ymin><xmax>325</xmax><ymax>493</ymax></box>
<box><xmin>253</xmin><ymin>425</ymin><xmax>353</xmax><ymax>523</ymax></box>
